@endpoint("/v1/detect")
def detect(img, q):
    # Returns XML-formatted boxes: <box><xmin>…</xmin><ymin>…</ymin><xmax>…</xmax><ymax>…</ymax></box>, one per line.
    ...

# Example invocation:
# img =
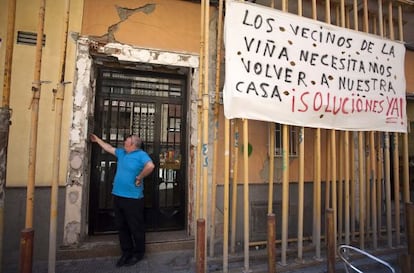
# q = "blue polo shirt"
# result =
<box><xmin>112</xmin><ymin>148</ymin><xmax>152</xmax><ymax>199</ymax></box>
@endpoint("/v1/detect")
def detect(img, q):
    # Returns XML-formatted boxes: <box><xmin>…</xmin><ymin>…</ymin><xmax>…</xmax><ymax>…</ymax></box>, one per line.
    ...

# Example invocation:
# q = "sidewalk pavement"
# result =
<box><xmin>4</xmin><ymin>249</ymin><xmax>195</xmax><ymax>273</ymax></box>
<box><xmin>3</xmin><ymin>247</ymin><xmax>402</xmax><ymax>273</ymax></box>
<box><xmin>4</xmin><ymin>251</ymin><xmax>401</xmax><ymax>273</ymax></box>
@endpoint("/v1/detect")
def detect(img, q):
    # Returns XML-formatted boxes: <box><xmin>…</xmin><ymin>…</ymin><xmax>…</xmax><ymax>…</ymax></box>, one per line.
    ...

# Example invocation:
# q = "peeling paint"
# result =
<box><xmin>64</xmin><ymin>221</ymin><xmax>81</xmax><ymax>245</ymax></box>
<box><xmin>102</xmin><ymin>43</ymin><xmax>199</xmax><ymax>68</ymax></box>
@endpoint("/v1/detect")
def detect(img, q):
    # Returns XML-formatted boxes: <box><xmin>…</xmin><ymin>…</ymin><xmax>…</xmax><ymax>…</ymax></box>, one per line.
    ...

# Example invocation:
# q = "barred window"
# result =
<box><xmin>274</xmin><ymin>124</ymin><xmax>298</xmax><ymax>157</ymax></box>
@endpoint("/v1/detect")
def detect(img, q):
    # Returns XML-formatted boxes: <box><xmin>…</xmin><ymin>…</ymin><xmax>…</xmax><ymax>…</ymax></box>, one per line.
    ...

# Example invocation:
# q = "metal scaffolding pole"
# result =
<box><xmin>21</xmin><ymin>1</ymin><xmax>46</xmax><ymax>272</ymax></box>
<box><xmin>48</xmin><ymin>1</ymin><xmax>71</xmax><ymax>272</ymax></box>
<box><xmin>0</xmin><ymin>0</ymin><xmax>16</xmax><ymax>271</ymax></box>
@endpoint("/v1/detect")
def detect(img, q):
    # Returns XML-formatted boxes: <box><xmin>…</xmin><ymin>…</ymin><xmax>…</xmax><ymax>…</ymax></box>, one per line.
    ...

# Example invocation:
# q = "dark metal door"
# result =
<box><xmin>89</xmin><ymin>67</ymin><xmax>187</xmax><ymax>234</ymax></box>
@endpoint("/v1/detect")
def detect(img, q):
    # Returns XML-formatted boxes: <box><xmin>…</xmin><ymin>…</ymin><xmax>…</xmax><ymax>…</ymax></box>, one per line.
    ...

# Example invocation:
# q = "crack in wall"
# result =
<box><xmin>97</xmin><ymin>3</ymin><xmax>156</xmax><ymax>43</ymax></box>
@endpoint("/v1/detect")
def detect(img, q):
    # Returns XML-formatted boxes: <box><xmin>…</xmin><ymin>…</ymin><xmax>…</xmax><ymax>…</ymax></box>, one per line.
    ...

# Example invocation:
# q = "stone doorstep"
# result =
<box><xmin>56</xmin><ymin>236</ymin><xmax>195</xmax><ymax>260</ymax></box>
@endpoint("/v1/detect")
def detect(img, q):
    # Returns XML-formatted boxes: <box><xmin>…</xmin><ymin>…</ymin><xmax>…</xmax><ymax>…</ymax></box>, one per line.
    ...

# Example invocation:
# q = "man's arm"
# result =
<box><xmin>135</xmin><ymin>161</ymin><xmax>155</xmax><ymax>186</ymax></box>
<box><xmin>90</xmin><ymin>134</ymin><xmax>116</xmax><ymax>155</ymax></box>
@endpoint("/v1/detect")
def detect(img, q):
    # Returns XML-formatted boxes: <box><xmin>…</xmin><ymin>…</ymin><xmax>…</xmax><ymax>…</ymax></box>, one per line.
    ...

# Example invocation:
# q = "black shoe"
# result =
<box><xmin>124</xmin><ymin>255</ymin><xmax>142</xmax><ymax>267</ymax></box>
<box><xmin>116</xmin><ymin>254</ymin><xmax>131</xmax><ymax>267</ymax></box>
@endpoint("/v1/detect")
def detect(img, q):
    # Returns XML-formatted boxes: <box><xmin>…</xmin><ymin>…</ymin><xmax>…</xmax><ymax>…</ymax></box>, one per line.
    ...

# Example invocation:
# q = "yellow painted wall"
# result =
<box><xmin>0</xmin><ymin>0</ymin><xmax>83</xmax><ymax>186</ymax></box>
<box><xmin>81</xmin><ymin>0</ymin><xmax>201</xmax><ymax>53</ymax></box>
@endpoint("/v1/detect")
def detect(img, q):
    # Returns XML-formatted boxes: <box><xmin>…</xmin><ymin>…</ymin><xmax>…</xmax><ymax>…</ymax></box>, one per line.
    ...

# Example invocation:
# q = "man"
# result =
<box><xmin>90</xmin><ymin>133</ymin><xmax>155</xmax><ymax>267</ymax></box>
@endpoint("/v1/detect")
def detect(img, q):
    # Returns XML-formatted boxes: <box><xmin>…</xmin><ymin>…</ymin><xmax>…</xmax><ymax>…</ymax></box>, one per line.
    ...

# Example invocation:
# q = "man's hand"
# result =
<box><xmin>135</xmin><ymin>176</ymin><xmax>142</xmax><ymax>187</ymax></box>
<box><xmin>90</xmin><ymin>133</ymin><xmax>116</xmax><ymax>155</ymax></box>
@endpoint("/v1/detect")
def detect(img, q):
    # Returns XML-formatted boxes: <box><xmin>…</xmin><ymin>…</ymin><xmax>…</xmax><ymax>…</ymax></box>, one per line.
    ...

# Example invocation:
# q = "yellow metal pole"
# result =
<box><xmin>351</xmin><ymin>0</ymin><xmax>358</xmax><ymax>243</ymax></box>
<box><xmin>223</xmin><ymin>117</ymin><xmax>230</xmax><ymax>273</ymax></box>
<box><xmin>202</xmin><ymin>0</ymin><xmax>210</xmax><ymax>222</ymax></box>
<box><xmin>369</xmin><ymin>132</ymin><xmax>378</xmax><ymax>249</ymax></box>
<box><xmin>338</xmin><ymin>132</ymin><xmax>343</xmax><ymax>244</ymax></box>
<box><xmin>195</xmin><ymin>0</ymin><xmax>205</xmax><ymax>260</ymax></box>
<box><xmin>0</xmin><ymin>0</ymin><xmax>16</xmax><ymax>270</ymax></box>
<box><xmin>326</xmin><ymin>131</ymin><xmax>331</xmax><ymax>211</ymax></box>
<box><xmin>242</xmin><ymin>119</ymin><xmax>250</xmax><ymax>272</ymax></box>
<box><xmin>330</xmin><ymin>130</ymin><xmax>337</xmax><ymax>253</ymax></box>
<box><xmin>48</xmin><ymin>1</ymin><xmax>71</xmax><ymax>272</ymax></box>
<box><xmin>279</xmin><ymin>7</ymin><xmax>288</xmax><ymax>267</ymax></box>
<box><xmin>365</xmin><ymin>132</ymin><xmax>371</xmax><ymax>237</ymax></box>
<box><xmin>26</xmin><ymin>0</ymin><xmax>47</xmax><ymax>227</ymax></box>
<box><xmin>267</xmin><ymin>0</ymin><xmax>275</xmax><ymax>230</ymax></box>
<box><xmin>384</xmin><ymin>133</ymin><xmax>393</xmax><ymax>247</ymax></box>
<box><xmin>358</xmin><ymin>132</ymin><xmax>365</xmax><ymax>249</ymax></box>
<box><xmin>398</xmin><ymin>4</ymin><xmax>410</xmax><ymax>204</ymax></box>
<box><xmin>314</xmin><ymin>128</ymin><xmax>321</xmax><ymax>260</ymax></box>
<box><xmin>201</xmin><ymin>0</ymin><xmax>210</xmax><ymax>270</ymax></box>
<box><xmin>196</xmin><ymin>0</ymin><xmax>205</xmax><ymax>223</ymax></box>
<box><xmin>281</xmin><ymin>124</ymin><xmax>289</xmax><ymax>266</ymax></box>
<box><xmin>350</xmin><ymin>132</ymin><xmax>356</xmax><ymax>242</ymax></box>
<box><xmin>310</xmin><ymin>0</ymin><xmax>321</xmax><ymax>260</ymax></box>
<box><xmin>268</xmin><ymin>124</ymin><xmax>275</xmax><ymax>215</ymax></box>
<box><xmin>376</xmin><ymin>133</ymin><xmax>383</xmax><ymax>237</ymax></box>
<box><xmin>339</xmin><ymin>0</ymin><xmax>346</xmax><ymax>246</ymax></box>
<box><xmin>1</xmin><ymin>0</ymin><xmax>16</xmax><ymax>107</ymax></box>
<box><xmin>209</xmin><ymin>0</ymin><xmax>224</xmax><ymax>258</ymax></box>
<box><xmin>22</xmin><ymin>1</ymin><xmax>46</xmax><ymax>272</ymax></box>
<box><xmin>296</xmin><ymin>0</ymin><xmax>304</xmax><ymax>261</ymax></box>
<box><xmin>392</xmin><ymin>132</ymin><xmax>401</xmax><ymax>245</ymax></box>
<box><xmin>388</xmin><ymin>1</ymin><xmax>401</xmax><ymax>246</ymax></box>
<box><xmin>230</xmin><ymin>120</ymin><xmax>239</xmax><ymax>254</ymax></box>
<box><xmin>344</xmin><ymin>131</ymin><xmax>350</xmax><ymax>245</ymax></box>
<box><xmin>297</xmin><ymin>127</ymin><xmax>304</xmax><ymax>260</ymax></box>
<box><xmin>377</xmin><ymin>0</ymin><xmax>388</xmax><ymax>240</ymax></box>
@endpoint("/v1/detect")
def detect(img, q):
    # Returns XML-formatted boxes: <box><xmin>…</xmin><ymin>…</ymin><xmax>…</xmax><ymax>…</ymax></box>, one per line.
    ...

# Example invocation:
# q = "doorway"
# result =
<box><xmin>89</xmin><ymin>66</ymin><xmax>187</xmax><ymax>234</ymax></box>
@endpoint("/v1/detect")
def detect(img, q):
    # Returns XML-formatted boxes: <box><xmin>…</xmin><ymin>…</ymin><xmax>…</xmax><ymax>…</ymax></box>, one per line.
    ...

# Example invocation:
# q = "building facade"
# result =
<box><xmin>1</xmin><ymin>0</ymin><xmax>413</xmax><ymax>270</ymax></box>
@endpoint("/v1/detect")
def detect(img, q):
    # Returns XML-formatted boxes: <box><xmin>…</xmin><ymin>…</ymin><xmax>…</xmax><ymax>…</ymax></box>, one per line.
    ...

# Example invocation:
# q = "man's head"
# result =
<box><xmin>124</xmin><ymin>134</ymin><xmax>142</xmax><ymax>152</ymax></box>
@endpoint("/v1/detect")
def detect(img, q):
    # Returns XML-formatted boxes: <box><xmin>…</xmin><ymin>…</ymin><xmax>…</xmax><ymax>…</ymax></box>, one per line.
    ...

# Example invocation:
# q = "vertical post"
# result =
<box><xmin>20</xmin><ymin>228</ymin><xmax>34</xmax><ymax>273</ymax></box>
<box><xmin>21</xmin><ymin>2</ymin><xmax>46</xmax><ymax>272</ymax></box>
<box><xmin>297</xmin><ymin>127</ymin><xmax>304</xmax><ymax>260</ymax></box>
<box><xmin>268</xmin><ymin>123</ymin><xmax>275</xmax><ymax>215</ymax></box>
<box><xmin>280</xmin><ymin>124</ymin><xmax>289</xmax><ymax>266</ymax></box>
<box><xmin>326</xmin><ymin>209</ymin><xmax>335</xmax><ymax>273</ymax></box>
<box><xmin>0</xmin><ymin>0</ymin><xmax>16</xmax><ymax>267</ymax></box>
<box><xmin>330</xmin><ymin>130</ymin><xmax>337</xmax><ymax>253</ymax></box>
<box><xmin>314</xmin><ymin>128</ymin><xmax>321</xmax><ymax>260</ymax></box>
<box><xmin>196</xmin><ymin>219</ymin><xmax>206</xmax><ymax>273</ymax></box>
<box><xmin>350</xmin><ymin>132</ymin><xmax>356</xmax><ymax>242</ymax></box>
<box><xmin>358</xmin><ymin>132</ymin><xmax>365</xmax><ymax>249</ymax></box>
<box><xmin>392</xmin><ymin>133</ymin><xmax>401</xmax><ymax>245</ymax></box>
<box><xmin>406</xmin><ymin>203</ymin><xmax>414</xmax><ymax>257</ymax></box>
<box><xmin>400</xmin><ymin>203</ymin><xmax>414</xmax><ymax>273</ymax></box>
<box><xmin>369</xmin><ymin>132</ymin><xmax>378</xmax><ymax>249</ymax></box>
<box><xmin>230</xmin><ymin>120</ymin><xmax>239</xmax><ymax>254</ymax></box>
<box><xmin>242</xmin><ymin>119</ymin><xmax>250</xmax><ymax>272</ymax></box>
<box><xmin>267</xmin><ymin>213</ymin><xmax>276</xmax><ymax>273</ymax></box>
<box><xmin>338</xmin><ymin>132</ymin><xmax>343</xmax><ymax>245</ymax></box>
<box><xmin>195</xmin><ymin>0</ymin><xmax>205</xmax><ymax>226</ymax></box>
<box><xmin>359</xmin><ymin>0</ymin><xmax>369</xmax><ymax>251</ymax></box>
<box><xmin>209</xmin><ymin>0</ymin><xmax>224</xmax><ymax>258</ymax></box>
<box><xmin>223</xmin><ymin>117</ymin><xmax>230</xmax><ymax>273</ymax></box>
<box><xmin>398</xmin><ymin>4</ymin><xmax>410</xmax><ymax>205</ymax></box>
<box><xmin>384</xmin><ymin>133</ymin><xmax>393</xmax><ymax>247</ymax></box>
<box><xmin>344</xmin><ymin>131</ymin><xmax>350</xmax><ymax>245</ymax></box>
<box><xmin>48</xmin><ymin>1</ymin><xmax>71</xmax><ymax>272</ymax></box>
<box><xmin>310</xmin><ymin>0</ymin><xmax>320</xmax><ymax>258</ymax></box>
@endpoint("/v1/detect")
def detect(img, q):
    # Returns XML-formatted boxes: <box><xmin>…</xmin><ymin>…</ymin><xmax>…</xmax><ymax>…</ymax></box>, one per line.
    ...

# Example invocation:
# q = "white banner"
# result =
<box><xmin>223</xmin><ymin>0</ymin><xmax>407</xmax><ymax>132</ymax></box>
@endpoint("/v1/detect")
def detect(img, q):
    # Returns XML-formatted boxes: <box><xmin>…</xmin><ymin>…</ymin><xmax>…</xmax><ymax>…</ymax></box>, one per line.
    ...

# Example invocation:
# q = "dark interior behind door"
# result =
<box><xmin>89</xmin><ymin>67</ymin><xmax>187</xmax><ymax>234</ymax></box>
